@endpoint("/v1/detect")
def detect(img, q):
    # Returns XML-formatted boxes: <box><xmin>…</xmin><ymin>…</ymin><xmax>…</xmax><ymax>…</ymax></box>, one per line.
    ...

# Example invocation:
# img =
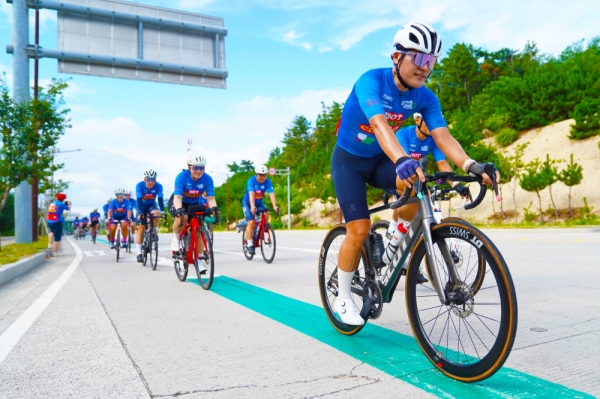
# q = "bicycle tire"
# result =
<box><xmin>142</xmin><ymin>230</ymin><xmax>149</xmax><ymax>266</ymax></box>
<box><xmin>242</xmin><ymin>233</ymin><xmax>254</xmax><ymax>260</ymax></box>
<box><xmin>115</xmin><ymin>229</ymin><xmax>121</xmax><ymax>262</ymax></box>
<box><xmin>405</xmin><ymin>221</ymin><xmax>517</xmax><ymax>382</ymax></box>
<box><xmin>318</xmin><ymin>224</ymin><xmax>369</xmax><ymax>336</ymax></box>
<box><xmin>195</xmin><ymin>227</ymin><xmax>214</xmax><ymax>290</ymax></box>
<box><xmin>150</xmin><ymin>228</ymin><xmax>158</xmax><ymax>271</ymax></box>
<box><xmin>174</xmin><ymin>233</ymin><xmax>188</xmax><ymax>282</ymax></box>
<box><xmin>260</xmin><ymin>223</ymin><xmax>276</xmax><ymax>264</ymax></box>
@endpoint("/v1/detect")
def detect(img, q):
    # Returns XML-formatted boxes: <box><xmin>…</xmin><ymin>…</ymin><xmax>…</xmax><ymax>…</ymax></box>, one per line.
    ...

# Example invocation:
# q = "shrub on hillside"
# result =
<box><xmin>569</xmin><ymin>97</ymin><xmax>600</xmax><ymax>139</ymax></box>
<box><xmin>495</xmin><ymin>127</ymin><xmax>520</xmax><ymax>147</ymax></box>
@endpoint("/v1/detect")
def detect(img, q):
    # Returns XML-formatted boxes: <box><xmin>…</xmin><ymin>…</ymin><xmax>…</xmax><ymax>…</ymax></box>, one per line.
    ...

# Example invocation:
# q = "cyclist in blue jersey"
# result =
<box><xmin>107</xmin><ymin>188</ymin><xmax>132</xmax><ymax>249</ymax></box>
<box><xmin>89</xmin><ymin>208</ymin><xmax>101</xmax><ymax>238</ymax></box>
<box><xmin>124</xmin><ymin>190</ymin><xmax>137</xmax><ymax>244</ymax></box>
<box><xmin>331</xmin><ymin>22</ymin><xmax>500</xmax><ymax>326</ymax></box>
<box><xmin>135</xmin><ymin>169</ymin><xmax>165</xmax><ymax>263</ymax></box>
<box><xmin>103</xmin><ymin>197</ymin><xmax>112</xmax><ymax>240</ymax></box>
<box><xmin>47</xmin><ymin>193</ymin><xmax>70</xmax><ymax>257</ymax></box>
<box><xmin>385</xmin><ymin>112</ymin><xmax>470</xmax><ymax>237</ymax></box>
<box><xmin>169</xmin><ymin>151</ymin><xmax>220</xmax><ymax>263</ymax></box>
<box><xmin>72</xmin><ymin>216</ymin><xmax>82</xmax><ymax>237</ymax></box>
<box><xmin>242</xmin><ymin>165</ymin><xmax>279</xmax><ymax>255</ymax></box>
<box><xmin>80</xmin><ymin>216</ymin><xmax>89</xmax><ymax>238</ymax></box>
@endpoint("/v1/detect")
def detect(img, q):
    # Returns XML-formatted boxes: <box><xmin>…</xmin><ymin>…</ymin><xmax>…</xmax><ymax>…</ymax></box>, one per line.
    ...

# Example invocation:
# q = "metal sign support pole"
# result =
<box><xmin>12</xmin><ymin>0</ymin><xmax>33</xmax><ymax>243</ymax></box>
<box><xmin>287</xmin><ymin>167</ymin><xmax>290</xmax><ymax>230</ymax></box>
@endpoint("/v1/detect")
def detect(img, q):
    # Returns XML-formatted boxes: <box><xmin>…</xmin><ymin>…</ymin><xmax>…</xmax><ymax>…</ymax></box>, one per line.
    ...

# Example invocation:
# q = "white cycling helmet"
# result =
<box><xmin>125</xmin><ymin>190</ymin><xmax>132</xmax><ymax>195</ymax></box>
<box><xmin>392</xmin><ymin>22</ymin><xmax>442</xmax><ymax>57</ymax></box>
<box><xmin>187</xmin><ymin>151</ymin><xmax>206</xmax><ymax>166</ymax></box>
<box><xmin>144</xmin><ymin>169</ymin><xmax>157</xmax><ymax>179</ymax></box>
<box><xmin>413</xmin><ymin>112</ymin><xmax>423</xmax><ymax>120</ymax></box>
<box><xmin>107</xmin><ymin>197</ymin><xmax>112</xmax><ymax>202</ymax></box>
<box><xmin>255</xmin><ymin>165</ymin><xmax>268</xmax><ymax>174</ymax></box>
<box><xmin>114</xmin><ymin>188</ymin><xmax>127</xmax><ymax>195</ymax></box>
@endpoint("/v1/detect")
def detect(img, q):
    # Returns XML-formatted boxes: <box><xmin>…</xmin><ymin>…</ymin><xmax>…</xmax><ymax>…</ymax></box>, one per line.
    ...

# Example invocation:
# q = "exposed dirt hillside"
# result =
<box><xmin>297</xmin><ymin>119</ymin><xmax>600</xmax><ymax>227</ymax></box>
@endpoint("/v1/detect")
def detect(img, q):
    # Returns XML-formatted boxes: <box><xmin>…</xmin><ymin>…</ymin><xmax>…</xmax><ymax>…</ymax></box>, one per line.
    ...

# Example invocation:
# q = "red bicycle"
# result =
<box><xmin>172</xmin><ymin>205</ymin><xmax>215</xmax><ymax>290</ymax></box>
<box><xmin>242</xmin><ymin>208</ymin><xmax>277</xmax><ymax>263</ymax></box>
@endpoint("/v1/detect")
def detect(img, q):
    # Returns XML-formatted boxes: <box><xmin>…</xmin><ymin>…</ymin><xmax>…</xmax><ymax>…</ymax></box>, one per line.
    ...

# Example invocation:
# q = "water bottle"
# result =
<box><xmin>383</xmin><ymin>222</ymin><xmax>409</xmax><ymax>265</ymax></box>
<box><xmin>371</xmin><ymin>233</ymin><xmax>385</xmax><ymax>268</ymax></box>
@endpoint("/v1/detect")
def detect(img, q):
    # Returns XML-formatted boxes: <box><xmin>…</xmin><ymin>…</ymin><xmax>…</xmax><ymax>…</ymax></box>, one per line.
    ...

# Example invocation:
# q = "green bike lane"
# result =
<box><xmin>190</xmin><ymin>275</ymin><xmax>593</xmax><ymax>399</ymax></box>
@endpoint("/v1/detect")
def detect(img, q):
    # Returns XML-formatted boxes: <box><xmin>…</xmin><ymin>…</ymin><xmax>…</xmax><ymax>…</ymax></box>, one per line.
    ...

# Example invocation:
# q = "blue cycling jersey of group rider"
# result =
<box><xmin>173</xmin><ymin>170</ymin><xmax>215</xmax><ymax>205</ymax></box>
<box><xmin>109</xmin><ymin>198</ymin><xmax>131</xmax><ymax>218</ymax></box>
<box><xmin>336</xmin><ymin>68</ymin><xmax>447</xmax><ymax>158</ymax></box>
<box><xmin>89</xmin><ymin>211</ymin><xmax>101</xmax><ymax>222</ymax></box>
<box><xmin>128</xmin><ymin>198</ymin><xmax>137</xmax><ymax>218</ymax></box>
<box><xmin>242</xmin><ymin>176</ymin><xmax>274</xmax><ymax>206</ymax></box>
<box><xmin>81</xmin><ymin>217</ymin><xmax>89</xmax><ymax>224</ymax></box>
<box><xmin>73</xmin><ymin>219</ymin><xmax>81</xmax><ymax>227</ymax></box>
<box><xmin>135</xmin><ymin>181</ymin><xmax>164</xmax><ymax>212</ymax></box>
<box><xmin>396</xmin><ymin>125</ymin><xmax>445</xmax><ymax>162</ymax></box>
<box><xmin>102</xmin><ymin>203</ymin><xmax>109</xmax><ymax>217</ymax></box>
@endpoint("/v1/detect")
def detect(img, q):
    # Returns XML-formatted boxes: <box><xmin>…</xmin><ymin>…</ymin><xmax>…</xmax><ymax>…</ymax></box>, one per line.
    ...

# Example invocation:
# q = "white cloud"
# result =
<box><xmin>55</xmin><ymin>87</ymin><xmax>350</xmax><ymax>214</ymax></box>
<box><xmin>279</xmin><ymin>29</ymin><xmax>312</xmax><ymax>51</ymax></box>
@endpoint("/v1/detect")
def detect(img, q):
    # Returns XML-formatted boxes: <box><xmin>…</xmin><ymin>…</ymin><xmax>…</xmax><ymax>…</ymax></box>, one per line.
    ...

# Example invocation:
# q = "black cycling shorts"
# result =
<box><xmin>167</xmin><ymin>194</ymin><xmax>205</xmax><ymax>218</ymax></box>
<box><xmin>331</xmin><ymin>145</ymin><xmax>397</xmax><ymax>222</ymax></box>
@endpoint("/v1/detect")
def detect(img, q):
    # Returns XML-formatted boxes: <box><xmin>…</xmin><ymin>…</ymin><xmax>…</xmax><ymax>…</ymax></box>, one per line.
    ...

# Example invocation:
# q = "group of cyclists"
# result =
<box><xmin>49</xmin><ymin>22</ymin><xmax>500</xmax><ymax>329</ymax></box>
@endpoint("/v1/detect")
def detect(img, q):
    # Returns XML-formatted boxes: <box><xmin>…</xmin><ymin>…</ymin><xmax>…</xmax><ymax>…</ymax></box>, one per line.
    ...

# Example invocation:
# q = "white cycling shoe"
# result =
<box><xmin>171</xmin><ymin>237</ymin><xmax>179</xmax><ymax>252</ymax></box>
<box><xmin>335</xmin><ymin>298</ymin><xmax>365</xmax><ymax>326</ymax></box>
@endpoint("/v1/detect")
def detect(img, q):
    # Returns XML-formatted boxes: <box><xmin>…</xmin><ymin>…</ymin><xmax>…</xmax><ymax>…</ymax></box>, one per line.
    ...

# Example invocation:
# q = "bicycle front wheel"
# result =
<box><xmin>115</xmin><ymin>229</ymin><xmax>121</xmax><ymax>262</ymax></box>
<box><xmin>242</xmin><ymin>233</ymin><xmax>253</xmax><ymax>260</ymax></box>
<box><xmin>173</xmin><ymin>233</ymin><xmax>189</xmax><ymax>282</ymax></box>
<box><xmin>318</xmin><ymin>224</ymin><xmax>369</xmax><ymax>336</ymax></box>
<box><xmin>260</xmin><ymin>223</ymin><xmax>276</xmax><ymax>263</ymax></box>
<box><xmin>405</xmin><ymin>221</ymin><xmax>518</xmax><ymax>382</ymax></box>
<box><xmin>150</xmin><ymin>228</ymin><xmax>159</xmax><ymax>271</ymax></box>
<box><xmin>195</xmin><ymin>227</ymin><xmax>214</xmax><ymax>290</ymax></box>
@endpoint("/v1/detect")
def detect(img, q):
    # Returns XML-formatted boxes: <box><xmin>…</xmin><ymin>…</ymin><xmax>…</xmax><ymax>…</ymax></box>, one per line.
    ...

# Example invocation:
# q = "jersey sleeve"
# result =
<box><xmin>157</xmin><ymin>183</ymin><xmax>164</xmax><ymax>198</ymax></box>
<box><xmin>135</xmin><ymin>182</ymin><xmax>143</xmax><ymax>199</ymax></box>
<box><xmin>246</xmin><ymin>177</ymin><xmax>254</xmax><ymax>194</ymax></box>
<box><xmin>396</xmin><ymin>127</ymin><xmax>411</xmax><ymax>153</ymax></box>
<box><xmin>354</xmin><ymin>71</ymin><xmax>386</xmax><ymax>120</ymax></box>
<box><xmin>266</xmin><ymin>179</ymin><xmax>274</xmax><ymax>193</ymax></box>
<box><xmin>419</xmin><ymin>91</ymin><xmax>446</xmax><ymax>131</ymax></box>
<box><xmin>173</xmin><ymin>173</ymin><xmax>184</xmax><ymax>196</ymax></box>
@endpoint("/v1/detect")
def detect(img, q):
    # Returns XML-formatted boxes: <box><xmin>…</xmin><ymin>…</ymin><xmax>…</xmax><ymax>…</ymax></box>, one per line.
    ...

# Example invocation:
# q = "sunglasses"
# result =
<box><xmin>399</xmin><ymin>51</ymin><xmax>437</xmax><ymax>69</ymax></box>
<box><xmin>191</xmin><ymin>166</ymin><xmax>205</xmax><ymax>172</ymax></box>
<box><xmin>145</xmin><ymin>178</ymin><xmax>156</xmax><ymax>182</ymax></box>
<box><xmin>115</xmin><ymin>194</ymin><xmax>124</xmax><ymax>197</ymax></box>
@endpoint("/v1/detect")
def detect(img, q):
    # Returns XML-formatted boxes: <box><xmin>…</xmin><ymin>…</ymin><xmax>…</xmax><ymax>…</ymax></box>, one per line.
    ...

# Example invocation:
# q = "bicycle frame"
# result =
<box><xmin>178</xmin><ymin>211</ymin><xmax>209</xmax><ymax>264</ymax></box>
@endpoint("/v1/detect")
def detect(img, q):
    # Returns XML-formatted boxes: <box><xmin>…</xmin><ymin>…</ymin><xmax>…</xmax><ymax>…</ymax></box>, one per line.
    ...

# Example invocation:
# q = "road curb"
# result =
<box><xmin>0</xmin><ymin>252</ymin><xmax>48</xmax><ymax>287</ymax></box>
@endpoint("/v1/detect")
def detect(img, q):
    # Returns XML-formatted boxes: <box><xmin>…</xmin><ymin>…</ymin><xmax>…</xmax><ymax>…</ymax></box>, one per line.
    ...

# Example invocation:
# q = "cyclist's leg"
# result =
<box><xmin>120</xmin><ymin>220</ymin><xmax>129</xmax><ymax>245</ymax></box>
<box><xmin>109</xmin><ymin>220</ymin><xmax>117</xmax><ymax>247</ymax></box>
<box><xmin>242</xmin><ymin>202</ymin><xmax>255</xmax><ymax>253</ymax></box>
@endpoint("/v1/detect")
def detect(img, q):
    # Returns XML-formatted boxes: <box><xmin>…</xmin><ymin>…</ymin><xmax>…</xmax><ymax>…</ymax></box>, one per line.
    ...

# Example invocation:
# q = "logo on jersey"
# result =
<box><xmin>184</xmin><ymin>189</ymin><xmax>201</xmax><ymax>199</ymax></box>
<box><xmin>401</xmin><ymin>100</ymin><xmax>416</xmax><ymax>109</ymax></box>
<box><xmin>364</xmin><ymin>98</ymin><xmax>379</xmax><ymax>107</ymax></box>
<box><xmin>385</xmin><ymin>111</ymin><xmax>406</xmax><ymax>131</ymax></box>
<box><xmin>409</xmin><ymin>152</ymin><xmax>422</xmax><ymax>159</ymax></box>
<box><xmin>421</xmin><ymin>146</ymin><xmax>429</xmax><ymax>151</ymax></box>
<box><xmin>383</xmin><ymin>94</ymin><xmax>394</xmax><ymax>101</ymax></box>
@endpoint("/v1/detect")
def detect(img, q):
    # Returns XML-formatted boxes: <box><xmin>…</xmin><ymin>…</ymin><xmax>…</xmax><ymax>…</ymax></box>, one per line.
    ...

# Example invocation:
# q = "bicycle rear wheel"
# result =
<box><xmin>150</xmin><ymin>227</ymin><xmax>159</xmax><ymax>271</ymax></box>
<box><xmin>142</xmin><ymin>230</ymin><xmax>149</xmax><ymax>266</ymax></box>
<box><xmin>318</xmin><ymin>224</ymin><xmax>369</xmax><ymax>336</ymax></box>
<box><xmin>173</xmin><ymin>233</ymin><xmax>189</xmax><ymax>282</ymax></box>
<box><xmin>405</xmin><ymin>221</ymin><xmax>517</xmax><ymax>382</ymax></box>
<box><xmin>260</xmin><ymin>223</ymin><xmax>276</xmax><ymax>263</ymax></box>
<box><xmin>195</xmin><ymin>227</ymin><xmax>214</xmax><ymax>290</ymax></box>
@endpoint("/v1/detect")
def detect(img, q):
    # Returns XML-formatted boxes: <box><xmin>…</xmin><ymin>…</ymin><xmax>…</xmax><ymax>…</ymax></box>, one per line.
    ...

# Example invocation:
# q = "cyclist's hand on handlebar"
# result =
<box><xmin>468</xmin><ymin>162</ymin><xmax>501</xmax><ymax>186</ymax></box>
<box><xmin>454</xmin><ymin>184</ymin><xmax>471</xmax><ymax>199</ymax></box>
<box><xmin>211</xmin><ymin>207</ymin><xmax>220</xmax><ymax>223</ymax></box>
<box><xmin>274</xmin><ymin>206</ymin><xmax>280</xmax><ymax>214</ymax></box>
<box><xmin>250</xmin><ymin>206</ymin><xmax>256</xmax><ymax>215</ymax></box>
<box><xmin>175</xmin><ymin>208</ymin><xmax>185</xmax><ymax>218</ymax></box>
<box><xmin>395</xmin><ymin>156</ymin><xmax>424</xmax><ymax>188</ymax></box>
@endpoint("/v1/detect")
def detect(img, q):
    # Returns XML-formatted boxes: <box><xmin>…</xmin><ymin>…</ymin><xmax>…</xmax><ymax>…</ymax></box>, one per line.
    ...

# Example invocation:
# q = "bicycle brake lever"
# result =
<box><xmin>484</xmin><ymin>163</ymin><xmax>501</xmax><ymax>201</ymax></box>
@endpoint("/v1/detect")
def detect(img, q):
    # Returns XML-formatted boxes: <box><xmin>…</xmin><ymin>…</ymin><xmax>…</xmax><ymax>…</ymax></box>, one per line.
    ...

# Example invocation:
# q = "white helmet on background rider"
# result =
<box><xmin>255</xmin><ymin>165</ymin><xmax>268</xmax><ymax>174</ymax></box>
<box><xmin>144</xmin><ymin>169</ymin><xmax>157</xmax><ymax>179</ymax></box>
<box><xmin>391</xmin><ymin>22</ymin><xmax>442</xmax><ymax>57</ymax></box>
<box><xmin>114</xmin><ymin>188</ymin><xmax>127</xmax><ymax>195</ymax></box>
<box><xmin>187</xmin><ymin>151</ymin><xmax>206</xmax><ymax>167</ymax></box>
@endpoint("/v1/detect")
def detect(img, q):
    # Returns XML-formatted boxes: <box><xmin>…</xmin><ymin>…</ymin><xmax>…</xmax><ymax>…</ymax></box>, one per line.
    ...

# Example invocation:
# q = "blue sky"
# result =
<box><xmin>1</xmin><ymin>0</ymin><xmax>599</xmax><ymax>216</ymax></box>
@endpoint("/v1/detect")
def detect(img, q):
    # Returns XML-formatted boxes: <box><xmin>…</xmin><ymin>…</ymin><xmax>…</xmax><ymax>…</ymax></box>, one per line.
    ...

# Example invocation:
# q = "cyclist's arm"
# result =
<box><xmin>248</xmin><ymin>192</ymin><xmax>256</xmax><ymax>210</ymax></box>
<box><xmin>174</xmin><ymin>195</ymin><xmax>183</xmax><ymax>211</ymax></box>
<box><xmin>107</xmin><ymin>209</ymin><xmax>113</xmax><ymax>218</ymax></box>
<box><xmin>268</xmin><ymin>192</ymin><xmax>277</xmax><ymax>209</ymax></box>
<box><xmin>206</xmin><ymin>196</ymin><xmax>217</xmax><ymax>208</ymax></box>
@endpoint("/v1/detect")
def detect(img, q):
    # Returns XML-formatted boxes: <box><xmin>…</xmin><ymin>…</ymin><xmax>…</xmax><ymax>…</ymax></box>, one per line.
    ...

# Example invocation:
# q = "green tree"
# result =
<box><xmin>558</xmin><ymin>153</ymin><xmax>584</xmax><ymax>217</ymax></box>
<box><xmin>0</xmin><ymin>76</ymin><xmax>71</xmax><ymax>218</ymax></box>
<box><xmin>520</xmin><ymin>158</ymin><xmax>550</xmax><ymax>222</ymax></box>
<box><xmin>240</xmin><ymin>160</ymin><xmax>255</xmax><ymax>173</ymax></box>
<box><xmin>501</xmin><ymin>143</ymin><xmax>528</xmax><ymax>225</ymax></box>
<box><xmin>541</xmin><ymin>154</ymin><xmax>561</xmax><ymax>218</ymax></box>
<box><xmin>281</xmin><ymin>115</ymin><xmax>312</xmax><ymax>166</ymax></box>
<box><xmin>569</xmin><ymin>97</ymin><xmax>600</xmax><ymax>139</ymax></box>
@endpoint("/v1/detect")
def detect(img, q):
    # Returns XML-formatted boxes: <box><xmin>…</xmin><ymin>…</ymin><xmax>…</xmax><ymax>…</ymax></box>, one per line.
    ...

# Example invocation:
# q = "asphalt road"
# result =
<box><xmin>0</xmin><ymin>228</ymin><xmax>598</xmax><ymax>398</ymax></box>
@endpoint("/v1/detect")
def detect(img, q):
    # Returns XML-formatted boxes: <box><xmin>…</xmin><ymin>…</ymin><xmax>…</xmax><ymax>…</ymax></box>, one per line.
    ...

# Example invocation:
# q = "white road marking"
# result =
<box><xmin>214</xmin><ymin>250</ymin><xmax>244</xmax><ymax>256</ymax></box>
<box><xmin>0</xmin><ymin>238</ymin><xmax>83</xmax><ymax>365</ymax></box>
<box><xmin>277</xmin><ymin>246</ymin><xmax>319</xmax><ymax>253</ymax></box>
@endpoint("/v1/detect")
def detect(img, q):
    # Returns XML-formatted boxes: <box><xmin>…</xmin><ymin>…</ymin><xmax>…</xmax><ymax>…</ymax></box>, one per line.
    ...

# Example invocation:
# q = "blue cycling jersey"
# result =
<box><xmin>173</xmin><ymin>170</ymin><xmax>215</xmax><ymax>205</ymax></box>
<box><xmin>73</xmin><ymin>220</ymin><xmax>81</xmax><ymax>227</ymax></box>
<box><xmin>47</xmin><ymin>200</ymin><xmax>69</xmax><ymax>223</ymax></box>
<box><xmin>109</xmin><ymin>198</ymin><xmax>131</xmax><ymax>217</ymax></box>
<box><xmin>89</xmin><ymin>211</ymin><xmax>101</xmax><ymax>222</ymax></box>
<box><xmin>242</xmin><ymin>176</ymin><xmax>274</xmax><ymax>205</ymax></box>
<box><xmin>102</xmin><ymin>203</ymin><xmax>109</xmax><ymax>216</ymax></box>
<box><xmin>336</xmin><ymin>68</ymin><xmax>446</xmax><ymax>158</ymax></box>
<box><xmin>81</xmin><ymin>217</ymin><xmax>89</xmax><ymax>224</ymax></box>
<box><xmin>135</xmin><ymin>181</ymin><xmax>164</xmax><ymax>211</ymax></box>
<box><xmin>396</xmin><ymin>125</ymin><xmax>445</xmax><ymax>162</ymax></box>
<box><xmin>128</xmin><ymin>198</ymin><xmax>137</xmax><ymax>217</ymax></box>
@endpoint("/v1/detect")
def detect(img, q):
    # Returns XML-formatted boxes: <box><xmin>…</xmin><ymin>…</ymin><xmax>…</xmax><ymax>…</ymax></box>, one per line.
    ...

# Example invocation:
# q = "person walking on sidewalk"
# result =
<box><xmin>47</xmin><ymin>193</ymin><xmax>71</xmax><ymax>257</ymax></box>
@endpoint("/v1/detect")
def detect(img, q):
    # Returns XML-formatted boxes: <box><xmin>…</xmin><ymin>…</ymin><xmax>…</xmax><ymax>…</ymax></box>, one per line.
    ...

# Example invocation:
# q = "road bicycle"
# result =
<box><xmin>90</xmin><ymin>225</ymin><xmax>98</xmax><ymax>244</ymax></box>
<box><xmin>113</xmin><ymin>220</ymin><xmax>130</xmax><ymax>262</ymax></box>
<box><xmin>318</xmin><ymin>161</ymin><xmax>517</xmax><ymax>382</ymax></box>
<box><xmin>172</xmin><ymin>205</ymin><xmax>215</xmax><ymax>290</ymax></box>
<box><xmin>241</xmin><ymin>208</ymin><xmax>278</xmax><ymax>263</ymax></box>
<box><xmin>139</xmin><ymin>212</ymin><xmax>162</xmax><ymax>270</ymax></box>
